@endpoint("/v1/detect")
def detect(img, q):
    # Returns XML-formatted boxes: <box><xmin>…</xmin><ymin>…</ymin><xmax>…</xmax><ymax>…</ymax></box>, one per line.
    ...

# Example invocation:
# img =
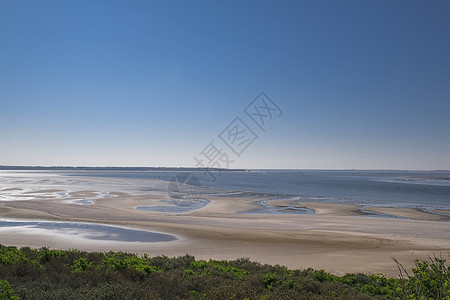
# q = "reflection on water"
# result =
<box><xmin>137</xmin><ymin>199</ymin><xmax>209</xmax><ymax>213</ymax></box>
<box><xmin>0</xmin><ymin>220</ymin><xmax>176</xmax><ymax>242</ymax></box>
<box><xmin>357</xmin><ymin>207</ymin><xmax>410</xmax><ymax>219</ymax></box>
<box><xmin>72</xmin><ymin>199</ymin><xmax>93</xmax><ymax>205</ymax></box>
<box><xmin>243</xmin><ymin>200</ymin><xmax>315</xmax><ymax>214</ymax></box>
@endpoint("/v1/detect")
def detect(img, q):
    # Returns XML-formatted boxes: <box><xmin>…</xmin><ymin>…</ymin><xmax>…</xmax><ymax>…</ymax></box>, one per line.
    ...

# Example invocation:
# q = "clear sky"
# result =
<box><xmin>1</xmin><ymin>0</ymin><xmax>449</xmax><ymax>169</ymax></box>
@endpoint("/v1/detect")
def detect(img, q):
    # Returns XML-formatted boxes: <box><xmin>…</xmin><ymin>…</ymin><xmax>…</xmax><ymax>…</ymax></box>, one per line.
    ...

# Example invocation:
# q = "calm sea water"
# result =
<box><xmin>1</xmin><ymin>169</ymin><xmax>450</xmax><ymax>211</ymax></box>
<box><xmin>62</xmin><ymin>169</ymin><xmax>450</xmax><ymax>211</ymax></box>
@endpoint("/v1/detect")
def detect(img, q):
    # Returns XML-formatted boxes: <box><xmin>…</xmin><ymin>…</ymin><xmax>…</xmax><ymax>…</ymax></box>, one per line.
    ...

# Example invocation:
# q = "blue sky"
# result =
<box><xmin>1</xmin><ymin>0</ymin><xmax>449</xmax><ymax>169</ymax></box>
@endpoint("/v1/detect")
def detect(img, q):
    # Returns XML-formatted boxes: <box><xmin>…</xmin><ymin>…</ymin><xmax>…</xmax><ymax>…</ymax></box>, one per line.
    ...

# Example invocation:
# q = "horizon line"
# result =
<box><xmin>1</xmin><ymin>165</ymin><xmax>449</xmax><ymax>172</ymax></box>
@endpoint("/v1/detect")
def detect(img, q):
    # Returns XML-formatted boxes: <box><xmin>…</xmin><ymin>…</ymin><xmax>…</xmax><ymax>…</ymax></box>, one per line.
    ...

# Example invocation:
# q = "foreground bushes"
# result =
<box><xmin>0</xmin><ymin>245</ymin><xmax>448</xmax><ymax>299</ymax></box>
<box><xmin>394</xmin><ymin>257</ymin><xmax>450</xmax><ymax>299</ymax></box>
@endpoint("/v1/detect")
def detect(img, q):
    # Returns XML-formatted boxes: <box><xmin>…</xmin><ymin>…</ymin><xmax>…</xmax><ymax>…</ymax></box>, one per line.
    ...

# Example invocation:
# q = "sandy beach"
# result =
<box><xmin>1</xmin><ymin>181</ymin><xmax>450</xmax><ymax>277</ymax></box>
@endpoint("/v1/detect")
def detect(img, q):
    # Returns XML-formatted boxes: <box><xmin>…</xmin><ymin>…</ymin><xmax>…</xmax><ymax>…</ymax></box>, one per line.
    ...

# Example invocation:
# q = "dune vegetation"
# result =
<box><xmin>0</xmin><ymin>245</ymin><xmax>448</xmax><ymax>299</ymax></box>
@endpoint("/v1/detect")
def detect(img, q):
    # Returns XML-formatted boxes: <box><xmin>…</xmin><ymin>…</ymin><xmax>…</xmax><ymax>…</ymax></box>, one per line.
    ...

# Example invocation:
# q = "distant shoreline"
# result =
<box><xmin>0</xmin><ymin>165</ymin><xmax>246</xmax><ymax>172</ymax></box>
<box><xmin>1</xmin><ymin>166</ymin><xmax>450</xmax><ymax>172</ymax></box>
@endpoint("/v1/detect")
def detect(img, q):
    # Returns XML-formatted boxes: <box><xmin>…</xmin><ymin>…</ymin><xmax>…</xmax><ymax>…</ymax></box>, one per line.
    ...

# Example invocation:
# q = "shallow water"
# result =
<box><xmin>136</xmin><ymin>199</ymin><xmax>209</xmax><ymax>213</ymax></box>
<box><xmin>0</xmin><ymin>220</ymin><xmax>176</xmax><ymax>242</ymax></box>
<box><xmin>243</xmin><ymin>200</ymin><xmax>315</xmax><ymax>214</ymax></box>
<box><xmin>72</xmin><ymin>199</ymin><xmax>93</xmax><ymax>205</ymax></box>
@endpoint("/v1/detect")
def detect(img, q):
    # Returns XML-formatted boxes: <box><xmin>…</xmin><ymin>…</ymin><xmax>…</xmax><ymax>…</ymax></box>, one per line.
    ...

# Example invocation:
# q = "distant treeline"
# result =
<box><xmin>0</xmin><ymin>166</ymin><xmax>246</xmax><ymax>172</ymax></box>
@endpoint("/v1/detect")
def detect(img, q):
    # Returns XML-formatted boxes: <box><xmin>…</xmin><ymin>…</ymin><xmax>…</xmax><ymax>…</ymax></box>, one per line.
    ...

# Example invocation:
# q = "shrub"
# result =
<box><xmin>2</xmin><ymin>243</ymin><xmax>449</xmax><ymax>300</ymax></box>
<box><xmin>0</xmin><ymin>280</ymin><xmax>19</xmax><ymax>300</ymax></box>
<box><xmin>394</xmin><ymin>256</ymin><xmax>450</xmax><ymax>299</ymax></box>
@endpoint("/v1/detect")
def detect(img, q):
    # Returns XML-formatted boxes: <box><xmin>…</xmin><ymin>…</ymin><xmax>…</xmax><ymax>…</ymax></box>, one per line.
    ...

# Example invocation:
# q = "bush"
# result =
<box><xmin>1</xmin><ymin>244</ymin><xmax>449</xmax><ymax>300</ymax></box>
<box><xmin>394</xmin><ymin>256</ymin><xmax>450</xmax><ymax>299</ymax></box>
<box><xmin>0</xmin><ymin>280</ymin><xmax>19</xmax><ymax>300</ymax></box>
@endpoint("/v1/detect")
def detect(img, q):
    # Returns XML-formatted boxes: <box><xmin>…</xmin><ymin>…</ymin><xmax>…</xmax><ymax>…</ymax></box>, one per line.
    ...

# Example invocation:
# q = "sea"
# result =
<box><xmin>1</xmin><ymin>169</ymin><xmax>450</xmax><ymax>211</ymax></box>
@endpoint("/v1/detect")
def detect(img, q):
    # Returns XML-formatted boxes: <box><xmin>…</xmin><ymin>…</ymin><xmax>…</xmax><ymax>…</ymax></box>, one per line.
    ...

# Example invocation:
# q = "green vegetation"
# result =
<box><xmin>0</xmin><ymin>245</ymin><xmax>448</xmax><ymax>299</ymax></box>
<box><xmin>394</xmin><ymin>257</ymin><xmax>450</xmax><ymax>299</ymax></box>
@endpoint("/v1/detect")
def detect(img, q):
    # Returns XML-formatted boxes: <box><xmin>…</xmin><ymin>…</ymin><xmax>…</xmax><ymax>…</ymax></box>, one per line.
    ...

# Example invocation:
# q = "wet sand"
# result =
<box><xmin>434</xmin><ymin>209</ymin><xmax>450</xmax><ymax>216</ymax></box>
<box><xmin>0</xmin><ymin>187</ymin><xmax>450</xmax><ymax>277</ymax></box>
<box><xmin>363</xmin><ymin>206</ymin><xmax>450</xmax><ymax>221</ymax></box>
